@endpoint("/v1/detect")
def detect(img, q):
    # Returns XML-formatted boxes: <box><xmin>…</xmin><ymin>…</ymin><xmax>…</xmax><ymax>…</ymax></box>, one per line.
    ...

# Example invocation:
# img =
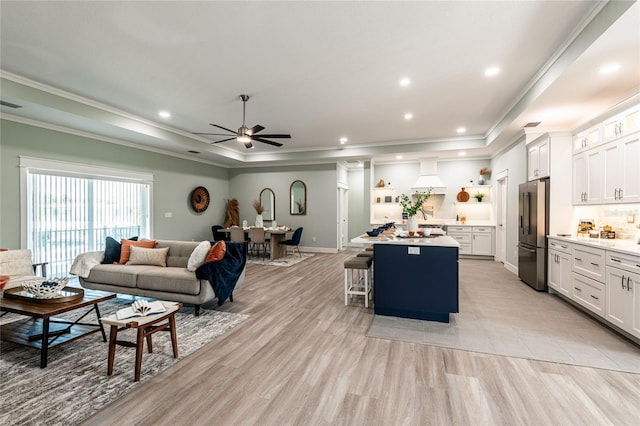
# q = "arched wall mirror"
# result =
<box><xmin>260</xmin><ymin>188</ymin><xmax>275</xmax><ymax>221</ymax></box>
<box><xmin>290</xmin><ymin>180</ymin><xmax>306</xmax><ymax>215</ymax></box>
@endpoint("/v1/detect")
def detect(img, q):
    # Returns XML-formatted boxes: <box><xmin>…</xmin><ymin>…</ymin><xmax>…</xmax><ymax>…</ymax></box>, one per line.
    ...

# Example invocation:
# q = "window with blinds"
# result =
<box><xmin>21</xmin><ymin>158</ymin><xmax>152</xmax><ymax>276</ymax></box>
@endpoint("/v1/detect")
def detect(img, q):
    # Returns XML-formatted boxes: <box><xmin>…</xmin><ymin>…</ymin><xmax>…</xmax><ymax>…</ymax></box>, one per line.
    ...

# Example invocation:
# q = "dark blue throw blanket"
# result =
<box><xmin>195</xmin><ymin>242</ymin><xmax>247</xmax><ymax>305</ymax></box>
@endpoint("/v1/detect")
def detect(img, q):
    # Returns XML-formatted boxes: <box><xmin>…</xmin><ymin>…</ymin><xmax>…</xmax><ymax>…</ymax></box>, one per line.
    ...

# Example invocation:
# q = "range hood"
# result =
<box><xmin>412</xmin><ymin>159</ymin><xmax>446</xmax><ymax>194</ymax></box>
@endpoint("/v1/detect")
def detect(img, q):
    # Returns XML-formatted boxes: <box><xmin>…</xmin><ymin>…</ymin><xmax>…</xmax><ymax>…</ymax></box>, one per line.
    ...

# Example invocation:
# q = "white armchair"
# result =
<box><xmin>0</xmin><ymin>249</ymin><xmax>47</xmax><ymax>290</ymax></box>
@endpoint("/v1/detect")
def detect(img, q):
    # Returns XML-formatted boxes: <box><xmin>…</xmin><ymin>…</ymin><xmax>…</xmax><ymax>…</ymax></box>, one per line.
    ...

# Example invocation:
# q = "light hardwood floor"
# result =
<box><xmin>84</xmin><ymin>250</ymin><xmax>640</xmax><ymax>426</ymax></box>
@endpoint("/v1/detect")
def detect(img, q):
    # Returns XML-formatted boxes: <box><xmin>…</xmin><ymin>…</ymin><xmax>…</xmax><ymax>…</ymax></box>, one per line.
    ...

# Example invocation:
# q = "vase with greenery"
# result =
<box><xmin>253</xmin><ymin>199</ymin><xmax>265</xmax><ymax>227</ymax></box>
<box><xmin>474</xmin><ymin>192</ymin><xmax>485</xmax><ymax>202</ymax></box>
<box><xmin>400</xmin><ymin>189</ymin><xmax>432</xmax><ymax>233</ymax></box>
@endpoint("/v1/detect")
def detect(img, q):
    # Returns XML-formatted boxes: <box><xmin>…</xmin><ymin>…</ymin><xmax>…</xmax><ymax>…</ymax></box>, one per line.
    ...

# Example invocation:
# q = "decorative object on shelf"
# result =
<box><xmin>460</xmin><ymin>213</ymin><xmax>467</xmax><ymax>224</ymax></box>
<box><xmin>376</xmin><ymin>179</ymin><xmax>386</xmax><ymax>187</ymax></box>
<box><xmin>223</xmin><ymin>198</ymin><xmax>240</xmax><ymax>228</ymax></box>
<box><xmin>190</xmin><ymin>186</ymin><xmax>210</xmax><ymax>213</ymax></box>
<box><xmin>474</xmin><ymin>192</ymin><xmax>485</xmax><ymax>202</ymax></box>
<box><xmin>21</xmin><ymin>277</ymin><xmax>69</xmax><ymax>298</ymax></box>
<box><xmin>456</xmin><ymin>187</ymin><xmax>470</xmax><ymax>202</ymax></box>
<box><xmin>577</xmin><ymin>219</ymin><xmax>595</xmax><ymax>237</ymax></box>
<box><xmin>253</xmin><ymin>199</ymin><xmax>264</xmax><ymax>227</ymax></box>
<box><xmin>478</xmin><ymin>167</ymin><xmax>491</xmax><ymax>185</ymax></box>
<box><xmin>384</xmin><ymin>196</ymin><xmax>392</xmax><ymax>203</ymax></box>
<box><xmin>400</xmin><ymin>189</ymin><xmax>431</xmax><ymax>234</ymax></box>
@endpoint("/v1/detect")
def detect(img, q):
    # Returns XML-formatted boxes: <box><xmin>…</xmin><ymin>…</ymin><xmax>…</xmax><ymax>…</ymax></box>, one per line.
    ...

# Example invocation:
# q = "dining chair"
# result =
<box><xmin>211</xmin><ymin>225</ymin><xmax>227</xmax><ymax>241</ymax></box>
<box><xmin>229</xmin><ymin>226</ymin><xmax>246</xmax><ymax>243</ymax></box>
<box><xmin>279</xmin><ymin>227</ymin><xmax>303</xmax><ymax>257</ymax></box>
<box><xmin>248</xmin><ymin>227</ymin><xmax>269</xmax><ymax>258</ymax></box>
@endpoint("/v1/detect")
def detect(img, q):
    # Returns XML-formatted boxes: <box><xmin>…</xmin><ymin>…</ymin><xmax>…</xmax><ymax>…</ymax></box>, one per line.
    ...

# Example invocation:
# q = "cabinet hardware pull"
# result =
<box><xmin>575</xmin><ymin>258</ymin><xmax>582</xmax><ymax>261</ymax></box>
<box><xmin>636</xmin><ymin>264</ymin><xmax>640</xmax><ymax>268</ymax></box>
<box><xmin>590</xmin><ymin>295</ymin><xmax>599</xmax><ymax>300</ymax></box>
<box><xmin>622</xmin><ymin>276</ymin><xmax>626</xmax><ymax>290</ymax></box>
<box><xmin>574</xmin><ymin>287</ymin><xmax>582</xmax><ymax>291</ymax></box>
<box><xmin>619</xmin><ymin>188</ymin><xmax>623</xmax><ymax>199</ymax></box>
<box><xmin>561</xmin><ymin>245</ymin><xmax>567</xmax><ymax>249</ymax></box>
<box><xmin>590</xmin><ymin>262</ymin><xmax>599</xmax><ymax>266</ymax></box>
<box><xmin>628</xmin><ymin>277</ymin><xmax>632</xmax><ymax>291</ymax></box>
<box><xmin>611</xmin><ymin>258</ymin><xmax>621</xmax><ymax>262</ymax></box>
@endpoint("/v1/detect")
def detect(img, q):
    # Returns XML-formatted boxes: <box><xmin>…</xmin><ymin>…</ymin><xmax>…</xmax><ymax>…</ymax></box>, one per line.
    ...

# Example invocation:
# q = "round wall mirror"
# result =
<box><xmin>260</xmin><ymin>188</ymin><xmax>275</xmax><ymax>221</ymax></box>
<box><xmin>290</xmin><ymin>180</ymin><xmax>306</xmax><ymax>215</ymax></box>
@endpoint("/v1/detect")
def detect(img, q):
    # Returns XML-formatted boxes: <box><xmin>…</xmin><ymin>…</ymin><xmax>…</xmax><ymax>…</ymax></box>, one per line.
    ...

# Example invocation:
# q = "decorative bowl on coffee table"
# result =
<box><xmin>22</xmin><ymin>277</ymin><xmax>69</xmax><ymax>298</ymax></box>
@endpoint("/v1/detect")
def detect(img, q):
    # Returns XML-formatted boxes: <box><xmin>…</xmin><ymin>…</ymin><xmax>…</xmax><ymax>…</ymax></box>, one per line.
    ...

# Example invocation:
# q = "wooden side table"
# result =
<box><xmin>100</xmin><ymin>301</ymin><xmax>182</xmax><ymax>382</ymax></box>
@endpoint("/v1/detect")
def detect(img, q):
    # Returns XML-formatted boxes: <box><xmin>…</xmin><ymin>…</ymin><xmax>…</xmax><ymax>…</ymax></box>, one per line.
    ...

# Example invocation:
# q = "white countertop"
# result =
<box><xmin>548</xmin><ymin>235</ymin><xmax>640</xmax><ymax>256</ymax></box>
<box><xmin>374</xmin><ymin>219</ymin><xmax>495</xmax><ymax>227</ymax></box>
<box><xmin>352</xmin><ymin>234</ymin><xmax>460</xmax><ymax>248</ymax></box>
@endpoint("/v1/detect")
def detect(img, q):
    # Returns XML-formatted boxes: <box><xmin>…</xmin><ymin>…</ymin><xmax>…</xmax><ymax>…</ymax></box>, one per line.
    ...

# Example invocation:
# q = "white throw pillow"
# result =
<box><xmin>187</xmin><ymin>240</ymin><xmax>211</xmax><ymax>271</ymax></box>
<box><xmin>126</xmin><ymin>246</ymin><xmax>169</xmax><ymax>267</ymax></box>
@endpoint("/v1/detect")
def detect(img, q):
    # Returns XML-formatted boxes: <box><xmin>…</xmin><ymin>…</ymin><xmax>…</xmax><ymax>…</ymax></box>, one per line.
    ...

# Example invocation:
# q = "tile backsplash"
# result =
<box><xmin>596</xmin><ymin>204</ymin><xmax>639</xmax><ymax>239</ymax></box>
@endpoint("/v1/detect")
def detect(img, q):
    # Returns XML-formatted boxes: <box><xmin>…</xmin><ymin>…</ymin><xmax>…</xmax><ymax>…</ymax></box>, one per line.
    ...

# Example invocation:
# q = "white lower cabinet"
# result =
<box><xmin>547</xmin><ymin>237</ymin><xmax>640</xmax><ymax>341</ymax></box>
<box><xmin>448</xmin><ymin>226</ymin><xmax>494</xmax><ymax>256</ymax></box>
<box><xmin>605</xmin><ymin>252</ymin><xmax>640</xmax><ymax>339</ymax></box>
<box><xmin>548</xmin><ymin>249</ymin><xmax>572</xmax><ymax>297</ymax></box>
<box><xmin>571</xmin><ymin>272</ymin><xmax>605</xmax><ymax>318</ymax></box>
<box><xmin>472</xmin><ymin>227</ymin><xmax>494</xmax><ymax>256</ymax></box>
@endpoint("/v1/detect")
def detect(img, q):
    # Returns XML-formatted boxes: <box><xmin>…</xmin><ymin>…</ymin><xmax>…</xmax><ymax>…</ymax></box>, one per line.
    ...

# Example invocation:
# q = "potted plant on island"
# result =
<box><xmin>400</xmin><ymin>189</ymin><xmax>432</xmax><ymax>234</ymax></box>
<box><xmin>474</xmin><ymin>192</ymin><xmax>485</xmax><ymax>202</ymax></box>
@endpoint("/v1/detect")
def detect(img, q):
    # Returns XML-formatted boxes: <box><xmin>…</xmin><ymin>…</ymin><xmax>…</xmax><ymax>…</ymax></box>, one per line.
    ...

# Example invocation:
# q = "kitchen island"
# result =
<box><xmin>352</xmin><ymin>233</ymin><xmax>460</xmax><ymax>322</ymax></box>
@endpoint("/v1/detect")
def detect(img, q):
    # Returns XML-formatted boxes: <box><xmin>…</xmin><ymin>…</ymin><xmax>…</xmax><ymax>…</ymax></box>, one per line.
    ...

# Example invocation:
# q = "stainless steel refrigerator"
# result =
<box><xmin>518</xmin><ymin>178</ymin><xmax>549</xmax><ymax>291</ymax></box>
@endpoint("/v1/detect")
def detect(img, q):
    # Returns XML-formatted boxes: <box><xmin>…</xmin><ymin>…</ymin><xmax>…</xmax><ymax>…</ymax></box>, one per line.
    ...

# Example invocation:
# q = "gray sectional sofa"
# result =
<box><xmin>78</xmin><ymin>240</ymin><xmax>245</xmax><ymax>315</ymax></box>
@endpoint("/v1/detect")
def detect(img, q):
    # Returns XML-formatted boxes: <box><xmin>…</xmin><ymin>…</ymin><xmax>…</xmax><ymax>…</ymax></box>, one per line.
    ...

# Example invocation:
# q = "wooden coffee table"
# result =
<box><xmin>0</xmin><ymin>288</ymin><xmax>115</xmax><ymax>368</ymax></box>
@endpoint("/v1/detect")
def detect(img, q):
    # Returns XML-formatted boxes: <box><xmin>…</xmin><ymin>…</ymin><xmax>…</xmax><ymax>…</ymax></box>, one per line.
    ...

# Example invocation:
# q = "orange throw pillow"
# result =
<box><xmin>205</xmin><ymin>241</ymin><xmax>226</xmax><ymax>263</ymax></box>
<box><xmin>119</xmin><ymin>239</ymin><xmax>157</xmax><ymax>264</ymax></box>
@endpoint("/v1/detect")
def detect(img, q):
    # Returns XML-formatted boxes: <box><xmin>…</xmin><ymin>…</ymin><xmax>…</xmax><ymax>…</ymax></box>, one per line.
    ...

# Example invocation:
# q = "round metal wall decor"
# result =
<box><xmin>191</xmin><ymin>186</ymin><xmax>210</xmax><ymax>212</ymax></box>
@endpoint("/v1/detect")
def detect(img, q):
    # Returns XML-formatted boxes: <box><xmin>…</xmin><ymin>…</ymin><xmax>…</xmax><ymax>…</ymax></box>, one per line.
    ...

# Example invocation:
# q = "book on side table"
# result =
<box><xmin>116</xmin><ymin>300</ymin><xmax>166</xmax><ymax>320</ymax></box>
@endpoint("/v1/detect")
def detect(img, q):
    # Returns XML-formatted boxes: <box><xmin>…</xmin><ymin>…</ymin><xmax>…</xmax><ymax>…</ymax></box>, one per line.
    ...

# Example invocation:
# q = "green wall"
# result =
<box><xmin>229</xmin><ymin>164</ymin><xmax>338</xmax><ymax>249</ymax></box>
<box><xmin>0</xmin><ymin>120</ymin><xmax>229</xmax><ymax>248</ymax></box>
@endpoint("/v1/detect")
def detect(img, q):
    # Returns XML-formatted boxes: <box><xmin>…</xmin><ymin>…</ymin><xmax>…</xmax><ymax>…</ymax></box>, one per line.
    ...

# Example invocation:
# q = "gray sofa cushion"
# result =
<box><xmin>137</xmin><ymin>267</ymin><xmax>202</xmax><ymax>295</ymax></box>
<box><xmin>87</xmin><ymin>264</ymin><xmax>158</xmax><ymax>288</ymax></box>
<box><xmin>155</xmin><ymin>240</ymin><xmax>200</xmax><ymax>268</ymax></box>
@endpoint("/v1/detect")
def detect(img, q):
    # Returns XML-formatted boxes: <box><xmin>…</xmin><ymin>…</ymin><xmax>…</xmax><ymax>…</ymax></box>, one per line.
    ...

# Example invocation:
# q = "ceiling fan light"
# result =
<box><xmin>237</xmin><ymin>135</ymin><xmax>251</xmax><ymax>143</ymax></box>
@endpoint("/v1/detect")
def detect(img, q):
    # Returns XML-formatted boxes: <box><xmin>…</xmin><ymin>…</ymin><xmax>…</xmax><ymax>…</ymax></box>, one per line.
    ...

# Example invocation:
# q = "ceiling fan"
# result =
<box><xmin>193</xmin><ymin>94</ymin><xmax>291</xmax><ymax>149</ymax></box>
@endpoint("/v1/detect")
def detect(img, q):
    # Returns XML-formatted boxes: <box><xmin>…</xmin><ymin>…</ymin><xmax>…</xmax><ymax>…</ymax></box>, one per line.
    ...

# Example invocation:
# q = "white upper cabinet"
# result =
<box><xmin>527</xmin><ymin>135</ymin><xmax>550</xmax><ymax>181</ymax></box>
<box><xmin>573</xmin><ymin>125</ymin><xmax>601</xmax><ymax>153</ymax></box>
<box><xmin>572</xmin><ymin>102</ymin><xmax>640</xmax><ymax>205</ymax></box>
<box><xmin>603</xmin><ymin>104</ymin><xmax>640</xmax><ymax>143</ymax></box>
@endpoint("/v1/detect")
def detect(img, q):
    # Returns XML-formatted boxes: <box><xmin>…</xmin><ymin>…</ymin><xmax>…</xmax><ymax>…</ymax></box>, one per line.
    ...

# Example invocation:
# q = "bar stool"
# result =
<box><xmin>344</xmin><ymin>256</ymin><xmax>372</xmax><ymax>308</ymax></box>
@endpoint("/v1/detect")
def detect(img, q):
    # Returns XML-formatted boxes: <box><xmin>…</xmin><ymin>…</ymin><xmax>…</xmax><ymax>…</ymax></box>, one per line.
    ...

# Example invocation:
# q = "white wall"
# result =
<box><xmin>347</xmin><ymin>168</ymin><xmax>366</xmax><ymax>239</ymax></box>
<box><xmin>491</xmin><ymin>137</ymin><xmax>527</xmax><ymax>270</ymax></box>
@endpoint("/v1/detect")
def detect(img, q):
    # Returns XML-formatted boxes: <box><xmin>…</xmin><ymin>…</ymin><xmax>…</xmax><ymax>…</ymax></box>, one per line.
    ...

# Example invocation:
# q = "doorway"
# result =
<box><xmin>337</xmin><ymin>185</ymin><xmax>349</xmax><ymax>251</ymax></box>
<box><xmin>495</xmin><ymin>170</ymin><xmax>508</xmax><ymax>264</ymax></box>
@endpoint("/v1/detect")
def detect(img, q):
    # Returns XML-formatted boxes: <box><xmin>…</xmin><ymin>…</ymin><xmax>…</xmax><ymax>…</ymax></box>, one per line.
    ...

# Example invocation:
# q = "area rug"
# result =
<box><xmin>0</xmin><ymin>299</ymin><xmax>248</xmax><ymax>426</ymax></box>
<box><xmin>367</xmin><ymin>259</ymin><xmax>640</xmax><ymax>374</ymax></box>
<box><xmin>246</xmin><ymin>252</ymin><xmax>314</xmax><ymax>267</ymax></box>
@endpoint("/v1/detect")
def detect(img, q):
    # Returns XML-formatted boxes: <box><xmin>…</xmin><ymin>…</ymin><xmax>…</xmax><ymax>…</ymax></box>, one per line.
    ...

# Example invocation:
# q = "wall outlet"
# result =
<box><xmin>312</xmin><ymin>236</ymin><xmax>317</xmax><ymax>242</ymax></box>
<box><xmin>164</xmin><ymin>212</ymin><xmax>173</xmax><ymax>218</ymax></box>
<box><xmin>627</xmin><ymin>215</ymin><xmax>635</xmax><ymax>223</ymax></box>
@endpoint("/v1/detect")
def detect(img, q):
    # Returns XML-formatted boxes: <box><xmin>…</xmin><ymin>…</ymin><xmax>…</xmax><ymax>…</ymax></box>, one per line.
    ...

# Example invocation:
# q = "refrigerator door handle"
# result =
<box><xmin>523</xmin><ymin>192</ymin><xmax>530</xmax><ymax>235</ymax></box>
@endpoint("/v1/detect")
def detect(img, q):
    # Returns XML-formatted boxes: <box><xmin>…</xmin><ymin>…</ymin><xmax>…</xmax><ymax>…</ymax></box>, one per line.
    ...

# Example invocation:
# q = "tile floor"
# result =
<box><xmin>368</xmin><ymin>259</ymin><xmax>640</xmax><ymax>373</ymax></box>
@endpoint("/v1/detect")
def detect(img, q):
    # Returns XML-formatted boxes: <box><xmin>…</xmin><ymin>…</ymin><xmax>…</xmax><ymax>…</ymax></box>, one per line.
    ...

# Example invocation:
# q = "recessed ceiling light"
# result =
<box><xmin>399</xmin><ymin>77</ymin><xmax>411</xmax><ymax>87</ymax></box>
<box><xmin>599</xmin><ymin>63</ymin><xmax>621</xmax><ymax>74</ymax></box>
<box><xmin>458</xmin><ymin>151</ymin><xmax>466</xmax><ymax>157</ymax></box>
<box><xmin>404</xmin><ymin>113</ymin><xmax>413</xmax><ymax>120</ymax></box>
<box><xmin>484</xmin><ymin>67</ymin><xmax>500</xmax><ymax>77</ymax></box>
<box><xmin>456</xmin><ymin>127</ymin><xmax>466</xmax><ymax>134</ymax></box>
<box><xmin>340</xmin><ymin>137</ymin><xmax>348</xmax><ymax>144</ymax></box>
<box><xmin>158</xmin><ymin>111</ymin><xmax>171</xmax><ymax>119</ymax></box>
<box><xmin>396</xmin><ymin>155</ymin><xmax>403</xmax><ymax>160</ymax></box>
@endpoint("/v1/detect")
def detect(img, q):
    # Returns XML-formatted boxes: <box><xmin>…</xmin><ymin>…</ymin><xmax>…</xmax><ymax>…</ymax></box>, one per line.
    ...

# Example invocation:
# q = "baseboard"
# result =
<box><xmin>503</xmin><ymin>261</ymin><xmax>518</xmax><ymax>275</ymax></box>
<box><xmin>299</xmin><ymin>246</ymin><xmax>338</xmax><ymax>254</ymax></box>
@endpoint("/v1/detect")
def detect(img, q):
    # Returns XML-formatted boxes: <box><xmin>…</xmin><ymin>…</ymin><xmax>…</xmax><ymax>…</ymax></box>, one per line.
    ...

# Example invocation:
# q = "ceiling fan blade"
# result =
<box><xmin>193</xmin><ymin>132</ymin><xmax>235</xmax><ymax>136</ymax></box>
<box><xmin>209</xmin><ymin>124</ymin><xmax>238</xmax><ymax>134</ymax></box>
<box><xmin>244</xmin><ymin>142</ymin><xmax>254</xmax><ymax>149</ymax></box>
<box><xmin>212</xmin><ymin>137</ymin><xmax>236</xmax><ymax>144</ymax></box>
<box><xmin>256</xmin><ymin>134</ymin><xmax>291</xmax><ymax>139</ymax></box>
<box><xmin>252</xmin><ymin>137</ymin><xmax>283</xmax><ymax>147</ymax></box>
<box><xmin>249</xmin><ymin>125</ymin><xmax>265</xmax><ymax>134</ymax></box>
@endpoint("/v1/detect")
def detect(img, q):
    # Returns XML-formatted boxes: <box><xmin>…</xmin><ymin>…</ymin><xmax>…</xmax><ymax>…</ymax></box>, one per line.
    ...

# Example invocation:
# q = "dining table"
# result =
<box><xmin>222</xmin><ymin>227</ymin><xmax>292</xmax><ymax>260</ymax></box>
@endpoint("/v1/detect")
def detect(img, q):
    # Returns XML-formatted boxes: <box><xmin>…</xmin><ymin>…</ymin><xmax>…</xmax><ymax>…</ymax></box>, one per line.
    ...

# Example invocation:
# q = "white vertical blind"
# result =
<box><xmin>22</xmin><ymin>158</ymin><xmax>152</xmax><ymax>276</ymax></box>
